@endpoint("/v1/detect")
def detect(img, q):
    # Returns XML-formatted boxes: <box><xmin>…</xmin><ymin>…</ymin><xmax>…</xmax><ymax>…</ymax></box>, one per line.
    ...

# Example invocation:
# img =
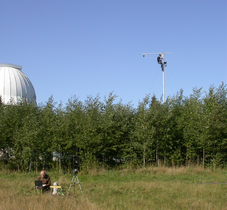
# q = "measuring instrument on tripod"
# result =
<box><xmin>67</xmin><ymin>169</ymin><xmax>83</xmax><ymax>195</ymax></box>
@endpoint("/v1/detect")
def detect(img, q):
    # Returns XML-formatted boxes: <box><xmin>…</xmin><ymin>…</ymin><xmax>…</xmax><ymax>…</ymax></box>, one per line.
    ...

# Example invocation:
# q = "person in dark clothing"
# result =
<box><xmin>157</xmin><ymin>54</ymin><xmax>162</xmax><ymax>64</ymax></box>
<box><xmin>37</xmin><ymin>170</ymin><xmax>51</xmax><ymax>192</ymax></box>
<box><xmin>157</xmin><ymin>54</ymin><xmax>164</xmax><ymax>71</ymax></box>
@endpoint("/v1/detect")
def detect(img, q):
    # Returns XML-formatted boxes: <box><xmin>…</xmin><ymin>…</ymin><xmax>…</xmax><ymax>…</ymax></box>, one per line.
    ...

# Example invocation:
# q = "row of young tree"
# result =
<box><xmin>0</xmin><ymin>83</ymin><xmax>227</xmax><ymax>171</ymax></box>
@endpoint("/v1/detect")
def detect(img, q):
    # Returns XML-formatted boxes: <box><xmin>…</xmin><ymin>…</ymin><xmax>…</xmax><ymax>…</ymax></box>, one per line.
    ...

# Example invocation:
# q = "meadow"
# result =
<box><xmin>0</xmin><ymin>167</ymin><xmax>227</xmax><ymax>210</ymax></box>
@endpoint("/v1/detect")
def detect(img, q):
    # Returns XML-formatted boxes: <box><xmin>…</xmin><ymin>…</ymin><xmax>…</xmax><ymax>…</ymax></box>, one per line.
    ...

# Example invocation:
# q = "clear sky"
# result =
<box><xmin>1</xmin><ymin>0</ymin><xmax>226</xmax><ymax>107</ymax></box>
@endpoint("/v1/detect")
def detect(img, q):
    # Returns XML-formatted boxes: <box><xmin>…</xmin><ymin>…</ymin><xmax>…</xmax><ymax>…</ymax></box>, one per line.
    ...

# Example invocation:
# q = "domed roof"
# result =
<box><xmin>0</xmin><ymin>63</ymin><xmax>36</xmax><ymax>105</ymax></box>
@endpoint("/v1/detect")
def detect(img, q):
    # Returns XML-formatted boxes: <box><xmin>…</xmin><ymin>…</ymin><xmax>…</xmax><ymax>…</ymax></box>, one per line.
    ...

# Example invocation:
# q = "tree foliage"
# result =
<box><xmin>1</xmin><ymin>83</ymin><xmax>227</xmax><ymax>171</ymax></box>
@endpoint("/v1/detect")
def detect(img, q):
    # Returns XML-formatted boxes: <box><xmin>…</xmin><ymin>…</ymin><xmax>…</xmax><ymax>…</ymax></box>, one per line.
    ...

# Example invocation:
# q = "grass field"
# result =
<box><xmin>0</xmin><ymin>166</ymin><xmax>227</xmax><ymax>210</ymax></box>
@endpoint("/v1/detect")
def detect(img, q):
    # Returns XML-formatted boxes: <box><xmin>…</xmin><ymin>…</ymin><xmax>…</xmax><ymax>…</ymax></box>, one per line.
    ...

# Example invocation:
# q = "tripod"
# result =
<box><xmin>67</xmin><ymin>169</ymin><xmax>83</xmax><ymax>195</ymax></box>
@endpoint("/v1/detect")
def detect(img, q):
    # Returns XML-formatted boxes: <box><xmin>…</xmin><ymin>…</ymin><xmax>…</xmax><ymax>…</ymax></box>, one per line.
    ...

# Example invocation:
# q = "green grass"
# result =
<box><xmin>0</xmin><ymin>167</ymin><xmax>227</xmax><ymax>209</ymax></box>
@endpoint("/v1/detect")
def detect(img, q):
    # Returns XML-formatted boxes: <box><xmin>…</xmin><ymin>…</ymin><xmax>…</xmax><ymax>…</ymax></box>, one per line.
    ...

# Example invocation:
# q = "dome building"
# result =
<box><xmin>0</xmin><ymin>63</ymin><xmax>36</xmax><ymax>105</ymax></box>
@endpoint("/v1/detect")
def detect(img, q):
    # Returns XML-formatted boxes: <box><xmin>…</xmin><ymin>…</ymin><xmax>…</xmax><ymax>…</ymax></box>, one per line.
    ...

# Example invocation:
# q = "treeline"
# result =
<box><xmin>0</xmin><ymin>83</ymin><xmax>227</xmax><ymax>171</ymax></box>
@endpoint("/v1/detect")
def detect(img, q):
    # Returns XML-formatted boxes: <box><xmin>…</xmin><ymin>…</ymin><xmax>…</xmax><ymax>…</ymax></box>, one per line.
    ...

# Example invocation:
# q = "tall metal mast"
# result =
<box><xmin>140</xmin><ymin>52</ymin><xmax>173</xmax><ymax>103</ymax></box>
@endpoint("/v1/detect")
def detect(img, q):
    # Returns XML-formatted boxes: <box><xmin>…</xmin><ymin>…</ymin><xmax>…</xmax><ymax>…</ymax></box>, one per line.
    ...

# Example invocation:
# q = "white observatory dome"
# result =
<box><xmin>0</xmin><ymin>63</ymin><xmax>36</xmax><ymax>104</ymax></box>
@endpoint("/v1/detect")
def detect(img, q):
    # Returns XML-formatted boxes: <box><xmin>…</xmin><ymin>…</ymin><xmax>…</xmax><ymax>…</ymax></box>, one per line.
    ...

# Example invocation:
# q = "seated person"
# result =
<box><xmin>37</xmin><ymin>170</ymin><xmax>51</xmax><ymax>191</ymax></box>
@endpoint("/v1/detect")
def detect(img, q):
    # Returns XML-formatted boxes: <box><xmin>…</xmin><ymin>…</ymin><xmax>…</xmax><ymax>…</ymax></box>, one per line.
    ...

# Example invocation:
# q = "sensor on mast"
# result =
<box><xmin>140</xmin><ymin>52</ymin><xmax>173</xmax><ymax>103</ymax></box>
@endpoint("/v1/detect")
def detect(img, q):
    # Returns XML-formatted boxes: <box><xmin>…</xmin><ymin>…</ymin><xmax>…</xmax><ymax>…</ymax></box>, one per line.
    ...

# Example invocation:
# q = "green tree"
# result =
<box><xmin>202</xmin><ymin>84</ymin><xmax>227</xmax><ymax>168</ymax></box>
<box><xmin>131</xmin><ymin>95</ymin><xmax>154</xmax><ymax>167</ymax></box>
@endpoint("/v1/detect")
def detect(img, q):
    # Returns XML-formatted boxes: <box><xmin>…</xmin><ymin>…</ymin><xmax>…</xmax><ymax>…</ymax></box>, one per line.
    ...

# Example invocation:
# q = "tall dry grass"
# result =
<box><xmin>0</xmin><ymin>192</ymin><xmax>99</xmax><ymax>210</ymax></box>
<box><xmin>1</xmin><ymin>166</ymin><xmax>227</xmax><ymax>210</ymax></box>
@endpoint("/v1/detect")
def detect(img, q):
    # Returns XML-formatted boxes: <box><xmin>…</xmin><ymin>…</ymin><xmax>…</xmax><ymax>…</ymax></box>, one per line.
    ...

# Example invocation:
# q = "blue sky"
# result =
<box><xmin>1</xmin><ymin>0</ymin><xmax>226</xmax><ymax>107</ymax></box>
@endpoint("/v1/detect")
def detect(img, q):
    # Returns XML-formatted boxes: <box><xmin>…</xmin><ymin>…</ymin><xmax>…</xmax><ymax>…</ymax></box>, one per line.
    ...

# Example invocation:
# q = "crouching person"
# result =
<box><xmin>37</xmin><ymin>170</ymin><xmax>51</xmax><ymax>192</ymax></box>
